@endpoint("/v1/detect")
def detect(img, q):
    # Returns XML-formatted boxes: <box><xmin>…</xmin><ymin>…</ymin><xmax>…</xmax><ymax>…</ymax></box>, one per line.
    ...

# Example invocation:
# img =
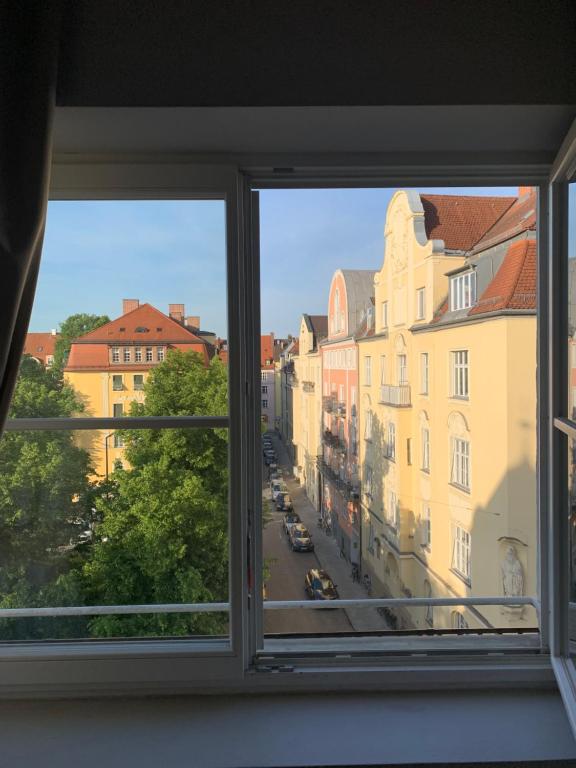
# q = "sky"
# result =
<box><xmin>31</xmin><ymin>186</ymin><xmax>544</xmax><ymax>340</ymax></box>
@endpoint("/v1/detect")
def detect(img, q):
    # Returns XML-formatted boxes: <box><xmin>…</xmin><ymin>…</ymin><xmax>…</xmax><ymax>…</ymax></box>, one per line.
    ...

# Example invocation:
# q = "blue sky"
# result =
<box><xmin>32</xmin><ymin>187</ymin><xmax>527</xmax><ymax>339</ymax></box>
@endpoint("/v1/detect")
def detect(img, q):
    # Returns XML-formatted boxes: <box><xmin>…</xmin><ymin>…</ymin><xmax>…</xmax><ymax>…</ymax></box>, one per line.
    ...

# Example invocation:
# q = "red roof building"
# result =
<box><xmin>24</xmin><ymin>331</ymin><xmax>59</xmax><ymax>366</ymax></box>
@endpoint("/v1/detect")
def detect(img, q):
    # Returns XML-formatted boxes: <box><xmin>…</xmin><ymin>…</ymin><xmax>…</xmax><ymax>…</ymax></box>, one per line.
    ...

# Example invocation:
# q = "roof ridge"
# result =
<box><xmin>469</xmin><ymin>196</ymin><xmax>518</xmax><ymax>249</ymax></box>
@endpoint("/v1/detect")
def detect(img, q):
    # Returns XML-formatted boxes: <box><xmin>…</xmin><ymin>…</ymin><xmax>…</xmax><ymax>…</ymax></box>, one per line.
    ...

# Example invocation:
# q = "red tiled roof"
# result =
<box><xmin>471</xmin><ymin>189</ymin><xmax>537</xmax><ymax>254</ymax></box>
<box><xmin>421</xmin><ymin>194</ymin><xmax>516</xmax><ymax>251</ymax></box>
<box><xmin>469</xmin><ymin>240</ymin><xmax>536</xmax><ymax>315</ymax></box>
<box><xmin>76</xmin><ymin>303</ymin><xmax>205</xmax><ymax>344</ymax></box>
<box><xmin>24</xmin><ymin>332</ymin><xmax>58</xmax><ymax>363</ymax></box>
<box><xmin>261</xmin><ymin>334</ymin><xmax>275</xmax><ymax>368</ymax></box>
<box><xmin>66</xmin><ymin>343</ymin><xmax>110</xmax><ymax>369</ymax></box>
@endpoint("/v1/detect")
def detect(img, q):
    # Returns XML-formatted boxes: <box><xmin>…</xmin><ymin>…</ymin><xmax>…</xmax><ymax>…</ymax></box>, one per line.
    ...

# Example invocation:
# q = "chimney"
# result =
<box><xmin>169</xmin><ymin>304</ymin><xmax>185</xmax><ymax>323</ymax></box>
<box><xmin>185</xmin><ymin>315</ymin><xmax>200</xmax><ymax>329</ymax></box>
<box><xmin>518</xmin><ymin>186</ymin><xmax>535</xmax><ymax>198</ymax></box>
<box><xmin>123</xmin><ymin>299</ymin><xmax>139</xmax><ymax>315</ymax></box>
<box><xmin>51</xmin><ymin>329</ymin><xmax>57</xmax><ymax>336</ymax></box>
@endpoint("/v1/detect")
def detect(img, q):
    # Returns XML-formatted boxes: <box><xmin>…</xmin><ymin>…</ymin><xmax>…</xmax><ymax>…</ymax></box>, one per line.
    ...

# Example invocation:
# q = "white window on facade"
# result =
<box><xmin>420</xmin><ymin>352</ymin><xmax>429</xmax><ymax>395</ymax></box>
<box><xmin>112</xmin><ymin>374</ymin><xmax>123</xmax><ymax>391</ymax></box>
<box><xmin>111</xmin><ymin>346</ymin><xmax>120</xmax><ymax>363</ymax></box>
<box><xmin>381</xmin><ymin>300</ymin><xmax>388</xmax><ymax>329</ymax></box>
<box><xmin>397</xmin><ymin>354</ymin><xmax>407</xmax><ymax>385</ymax></box>
<box><xmin>450</xmin><ymin>271</ymin><xmax>477</xmax><ymax>311</ymax></box>
<box><xmin>387</xmin><ymin>422</ymin><xmax>396</xmax><ymax>459</ymax></box>
<box><xmin>451</xmin><ymin>437</ymin><xmax>470</xmax><ymax>490</ymax></box>
<box><xmin>157</xmin><ymin>347</ymin><xmax>165</xmax><ymax>362</ymax></box>
<box><xmin>365</xmin><ymin>465</ymin><xmax>373</xmax><ymax>498</ymax></box>
<box><xmin>379</xmin><ymin>355</ymin><xmax>387</xmax><ymax>385</ymax></box>
<box><xmin>388</xmin><ymin>489</ymin><xmax>399</xmax><ymax>530</ymax></box>
<box><xmin>452</xmin><ymin>611</ymin><xmax>469</xmax><ymax>630</ymax></box>
<box><xmin>451</xmin><ymin>350</ymin><xmax>469</xmax><ymax>398</ymax></box>
<box><xmin>339</xmin><ymin>384</ymin><xmax>344</xmax><ymax>402</ymax></box>
<box><xmin>145</xmin><ymin>347</ymin><xmax>153</xmax><ymax>362</ymax></box>
<box><xmin>113</xmin><ymin>433</ymin><xmax>124</xmax><ymax>449</ymax></box>
<box><xmin>367</xmin><ymin>521</ymin><xmax>375</xmax><ymax>553</ymax></box>
<box><xmin>422</xmin><ymin>504</ymin><xmax>431</xmax><ymax>549</ymax></box>
<box><xmin>364</xmin><ymin>356</ymin><xmax>372</xmax><ymax>386</ymax></box>
<box><xmin>123</xmin><ymin>348</ymin><xmax>131</xmax><ymax>363</ymax></box>
<box><xmin>135</xmin><ymin>347</ymin><xmax>142</xmax><ymax>362</ymax></box>
<box><xmin>416</xmin><ymin>287</ymin><xmax>425</xmax><ymax>320</ymax></box>
<box><xmin>45</xmin><ymin>355</ymin><xmax>54</xmax><ymax>366</ymax></box>
<box><xmin>452</xmin><ymin>524</ymin><xmax>472</xmax><ymax>582</ymax></box>
<box><xmin>365</xmin><ymin>410</ymin><xmax>373</xmax><ymax>441</ymax></box>
<box><xmin>421</xmin><ymin>426</ymin><xmax>430</xmax><ymax>472</ymax></box>
<box><xmin>262</xmin><ymin>399</ymin><xmax>268</xmax><ymax>409</ymax></box>
<box><xmin>262</xmin><ymin>385</ymin><xmax>268</xmax><ymax>394</ymax></box>
<box><xmin>133</xmin><ymin>374</ymin><xmax>144</xmax><ymax>391</ymax></box>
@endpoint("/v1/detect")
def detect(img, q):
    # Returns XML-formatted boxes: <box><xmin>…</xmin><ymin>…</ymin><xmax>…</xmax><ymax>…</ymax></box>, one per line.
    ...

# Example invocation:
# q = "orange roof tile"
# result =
<box><xmin>76</xmin><ymin>303</ymin><xmax>206</xmax><ymax>344</ymax></box>
<box><xmin>24</xmin><ymin>332</ymin><xmax>58</xmax><ymax>363</ymax></box>
<box><xmin>471</xmin><ymin>189</ymin><xmax>537</xmax><ymax>254</ymax></box>
<box><xmin>469</xmin><ymin>240</ymin><xmax>536</xmax><ymax>315</ymax></box>
<box><xmin>261</xmin><ymin>334</ymin><xmax>275</xmax><ymax>367</ymax></box>
<box><xmin>421</xmin><ymin>194</ymin><xmax>516</xmax><ymax>251</ymax></box>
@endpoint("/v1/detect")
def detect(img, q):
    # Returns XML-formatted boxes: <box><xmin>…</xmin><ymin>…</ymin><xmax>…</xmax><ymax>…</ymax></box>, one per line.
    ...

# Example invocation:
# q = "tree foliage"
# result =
<box><xmin>81</xmin><ymin>351</ymin><xmax>229</xmax><ymax>637</ymax></box>
<box><xmin>53</xmin><ymin>313</ymin><xmax>110</xmax><ymax>372</ymax></box>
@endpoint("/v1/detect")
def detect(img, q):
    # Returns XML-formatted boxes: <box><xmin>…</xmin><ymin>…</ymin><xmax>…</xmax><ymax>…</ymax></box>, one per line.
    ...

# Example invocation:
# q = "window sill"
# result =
<box><xmin>449</xmin><ymin>482</ymin><xmax>470</xmax><ymax>494</ymax></box>
<box><xmin>450</xmin><ymin>567</ymin><xmax>472</xmax><ymax>588</ymax></box>
<box><xmin>450</xmin><ymin>395</ymin><xmax>469</xmax><ymax>402</ymax></box>
<box><xmin>421</xmin><ymin>467</ymin><xmax>430</xmax><ymax>475</ymax></box>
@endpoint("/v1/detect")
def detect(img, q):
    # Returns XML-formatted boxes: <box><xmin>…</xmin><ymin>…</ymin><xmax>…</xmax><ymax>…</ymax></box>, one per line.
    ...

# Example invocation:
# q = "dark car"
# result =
<box><xmin>275</xmin><ymin>492</ymin><xmax>293</xmax><ymax>511</ymax></box>
<box><xmin>289</xmin><ymin>524</ymin><xmax>314</xmax><ymax>552</ymax></box>
<box><xmin>304</xmin><ymin>569</ymin><xmax>339</xmax><ymax>600</ymax></box>
<box><xmin>283</xmin><ymin>511</ymin><xmax>301</xmax><ymax>534</ymax></box>
<box><xmin>264</xmin><ymin>453</ymin><xmax>277</xmax><ymax>466</ymax></box>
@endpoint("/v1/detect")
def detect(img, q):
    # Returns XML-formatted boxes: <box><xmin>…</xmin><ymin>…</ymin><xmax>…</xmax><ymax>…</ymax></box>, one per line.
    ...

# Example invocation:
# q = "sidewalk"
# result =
<box><xmin>269</xmin><ymin>432</ymin><xmax>390</xmax><ymax>632</ymax></box>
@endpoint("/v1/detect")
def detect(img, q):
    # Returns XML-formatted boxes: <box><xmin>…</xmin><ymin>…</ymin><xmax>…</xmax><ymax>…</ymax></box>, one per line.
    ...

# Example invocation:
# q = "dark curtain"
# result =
<box><xmin>0</xmin><ymin>1</ymin><xmax>62</xmax><ymax>433</ymax></box>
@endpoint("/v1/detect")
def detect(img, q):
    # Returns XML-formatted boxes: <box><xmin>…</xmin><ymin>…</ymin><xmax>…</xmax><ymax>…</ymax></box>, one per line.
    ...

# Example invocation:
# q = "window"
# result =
<box><xmin>387</xmin><ymin>422</ymin><xmax>396</xmax><ymax>459</ymax></box>
<box><xmin>422</xmin><ymin>504</ymin><xmax>431</xmax><ymax>549</ymax></box>
<box><xmin>365</xmin><ymin>410</ymin><xmax>373</xmax><ymax>441</ymax></box>
<box><xmin>135</xmin><ymin>347</ymin><xmax>142</xmax><ymax>362</ymax></box>
<box><xmin>262</xmin><ymin>399</ymin><xmax>268</xmax><ymax>409</ymax></box>
<box><xmin>421</xmin><ymin>427</ymin><xmax>430</xmax><ymax>472</ymax></box>
<box><xmin>145</xmin><ymin>347</ymin><xmax>153</xmax><ymax>362</ymax></box>
<box><xmin>452</xmin><ymin>524</ymin><xmax>471</xmax><ymax>582</ymax></box>
<box><xmin>451</xmin><ymin>350</ymin><xmax>469</xmax><ymax>398</ymax></box>
<box><xmin>113</xmin><ymin>403</ymin><xmax>124</xmax><ymax>418</ymax></box>
<box><xmin>157</xmin><ymin>347</ymin><xmax>165</xmax><ymax>362</ymax></box>
<box><xmin>452</xmin><ymin>611</ymin><xmax>469</xmax><ymax>630</ymax></box>
<box><xmin>46</xmin><ymin>355</ymin><xmax>54</xmax><ymax>367</ymax></box>
<box><xmin>420</xmin><ymin>352</ymin><xmax>429</xmax><ymax>395</ymax></box>
<box><xmin>451</xmin><ymin>437</ymin><xmax>470</xmax><ymax>490</ymax></box>
<box><xmin>381</xmin><ymin>300</ymin><xmax>388</xmax><ymax>328</ymax></box>
<box><xmin>364</xmin><ymin>465</ymin><xmax>373</xmax><ymax>498</ymax></box>
<box><xmin>112</xmin><ymin>374</ymin><xmax>123</xmax><ymax>391</ymax></box>
<box><xmin>261</xmin><ymin>385</ymin><xmax>268</xmax><ymax>394</ymax></box>
<box><xmin>113</xmin><ymin>433</ymin><xmax>124</xmax><ymax>448</ymax></box>
<box><xmin>416</xmin><ymin>287</ymin><xmax>425</xmax><ymax>319</ymax></box>
<box><xmin>397</xmin><ymin>354</ymin><xmax>407</xmax><ymax>385</ymax></box>
<box><xmin>133</xmin><ymin>374</ymin><xmax>144</xmax><ymax>390</ymax></box>
<box><xmin>364</xmin><ymin>356</ymin><xmax>372</xmax><ymax>385</ymax></box>
<box><xmin>450</xmin><ymin>271</ymin><xmax>477</xmax><ymax>311</ymax></box>
<box><xmin>387</xmin><ymin>489</ymin><xmax>399</xmax><ymax>530</ymax></box>
<box><xmin>123</xmin><ymin>348</ymin><xmax>131</xmax><ymax>363</ymax></box>
<box><xmin>111</xmin><ymin>346</ymin><xmax>120</xmax><ymax>363</ymax></box>
<box><xmin>379</xmin><ymin>355</ymin><xmax>387</xmax><ymax>385</ymax></box>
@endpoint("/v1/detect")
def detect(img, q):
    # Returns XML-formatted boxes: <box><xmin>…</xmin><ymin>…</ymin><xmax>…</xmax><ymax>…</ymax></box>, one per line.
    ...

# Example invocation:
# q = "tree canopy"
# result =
<box><xmin>53</xmin><ymin>313</ymin><xmax>110</xmax><ymax>372</ymax></box>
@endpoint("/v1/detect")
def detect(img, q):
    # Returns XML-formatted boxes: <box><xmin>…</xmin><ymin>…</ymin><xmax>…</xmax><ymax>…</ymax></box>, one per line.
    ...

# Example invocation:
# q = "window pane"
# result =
<box><xmin>261</xmin><ymin>186</ymin><xmax>538</xmax><ymax>638</ymax></box>
<box><xmin>22</xmin><ymin>200</ymin><xmax>228</xmax><ymax>423</ymax></box>
<box><xmin>0</xmin><ymin>428</ymin><xmax>229</xmax><ymax>641</ymax></box>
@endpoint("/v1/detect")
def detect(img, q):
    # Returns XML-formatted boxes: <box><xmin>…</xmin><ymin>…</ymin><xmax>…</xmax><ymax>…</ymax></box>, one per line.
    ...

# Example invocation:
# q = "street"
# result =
<box><xmin>262</xmin><ymin>431</ymin><xmax>389</xmax><ymax>635</ymax></box>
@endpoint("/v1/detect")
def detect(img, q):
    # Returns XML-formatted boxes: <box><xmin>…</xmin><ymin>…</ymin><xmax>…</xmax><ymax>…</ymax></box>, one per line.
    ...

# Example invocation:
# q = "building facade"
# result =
<box><xmin>65</xmin><ymin>299</ymin><xmax>212</xmax><ymax>476</ymax></box>
<box><xmin>24</xmin><ymin>331</ymin><xmax>59</xmax><ymax>366</ymax></box>
<box><xmin>320</xmin><ymin>270</ymin><xmax>375</xmax><ymax>564</ymax></box>
<box><xmin>358</xmin><ymin>189</ymin><xmax>537</xmax><ymax>631</ymax></box>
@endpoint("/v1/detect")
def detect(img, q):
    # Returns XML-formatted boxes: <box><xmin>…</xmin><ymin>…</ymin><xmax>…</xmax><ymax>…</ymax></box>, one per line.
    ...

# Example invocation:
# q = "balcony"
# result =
<box><xmin>317</xmin><ymin>458</ymin><xmax>358</xmax><ymax>500</ymax></box>
<box><xmin>336</xmin><ymin>401</ymin><xmax>346</xmax><ymax>417</ymax></box>
<box><xmin>379</xmin><ymin>384</ymin><xmax>411</xmax><ymax>407</ymax></box>
<box><xmin>323</xmin><ymin>430</ymin><xmax>347</xmax><ymax>453</ymax></box>
<box><xmin>323</xmin><ymin>395</ymin><xmax>335</xmax><ymax>413</ymax></box>
<box><xmin>302</xmin><ymin>380</ymin><xmax>315</xmax><ymax>393</ymax></box>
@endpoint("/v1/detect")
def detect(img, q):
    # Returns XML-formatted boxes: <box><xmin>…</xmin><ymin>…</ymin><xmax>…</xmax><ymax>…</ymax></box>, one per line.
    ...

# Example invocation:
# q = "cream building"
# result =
<box><xmin>357</xmin><ymin>189</ymin><xmax>538</xmax><ymax>631</ymax></box>
<box><xmin>291</xmin><ymin>314</ymin><xmax>327</xmax><ymax>509</ymax></box>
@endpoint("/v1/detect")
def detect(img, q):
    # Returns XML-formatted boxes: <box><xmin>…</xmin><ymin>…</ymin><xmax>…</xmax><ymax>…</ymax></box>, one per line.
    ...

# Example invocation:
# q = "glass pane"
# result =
<box><xmin>0</xmin><ymin>428</ymin><xmax>229</xmax><ymax>641</ymax></box>
<box><xmin>568</xmin><ymin>181</ymin><xmax>576</xmax><ymax>649</ymax></box>
<box><xmin>21</xmin><ymin>200</ymin><xmax>228</xmax><ymax>422</ymax></box>
<box><xmin>260</xmin><ymin>186</ymin><xmax>538</xmax><ymax>638</ymax></box>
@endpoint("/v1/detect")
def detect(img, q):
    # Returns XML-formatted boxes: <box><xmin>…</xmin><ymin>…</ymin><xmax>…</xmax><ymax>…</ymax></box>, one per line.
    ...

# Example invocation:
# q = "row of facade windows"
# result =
<box><xmin>363</xmin><ymin>349</ymin><xmax>470</xmax><ymax>399</ymax></box>
<box><xmin>112</xmin><ymin>374</ymin><xmax>145</xmax><ymax>391</ymax></box>
<box><xmin>111</xmin><ymin>346</ymin><xmax>165</xmax><ymax>363</ymax></box>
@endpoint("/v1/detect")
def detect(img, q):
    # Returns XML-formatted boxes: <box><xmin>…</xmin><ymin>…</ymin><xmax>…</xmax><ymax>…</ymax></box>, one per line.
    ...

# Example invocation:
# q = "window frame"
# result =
<box><xmin>420</xmin><ymin>352</ymin><xmax>429</xmax><ymax>395</ymax></box>
<box><xmin>0</xmin><ymin>156</ymin><xmax>558</xmax><ymax>697</ymax></box>
<box><xmin>450</xmin><ymin>271</ymin><xmax>477</xmax><ymax>312</ymax></box>
<box><xmin>450</xmin><ymin>436</ymin><xmax>471</xmax><ymax>491</ymax></box>
<box><xmin>416</xmin><ymin>287</ymin><xmax>425</xmax><ymax>320</ymax></box>
<box><xmin>451</xmin><ymin>349</ymin><xmax>469</xmax><ymax>399</ymax></box>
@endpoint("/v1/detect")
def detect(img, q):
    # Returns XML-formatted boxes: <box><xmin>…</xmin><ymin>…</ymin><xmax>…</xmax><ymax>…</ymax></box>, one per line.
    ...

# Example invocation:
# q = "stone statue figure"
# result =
<box><xmin>501</xmin><ymin>545</ymin><xmax>524</xmax><ymax>597</ymax></box>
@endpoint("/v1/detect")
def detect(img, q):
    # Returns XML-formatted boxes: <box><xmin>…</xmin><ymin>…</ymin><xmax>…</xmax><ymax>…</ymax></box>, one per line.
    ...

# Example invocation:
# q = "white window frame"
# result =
<box><xmin>397</xmin><ymin>354</ymin><xmax>407</xmax><ymax>385</ymax></box>
<box><xmin>111</xmin><ymin>346</ymin><xmax>120</xmax><ymax>363</ymax></box>
<box><xmin>420</xmin><ymin>352</ymin><xmax>429</xmax><ymax>395</ymax></box>
<box><xmin>364</xmin><ymin>355</ymin><xmax>372</xmax><ymax>385</ymax></box>
<box><xmin>452</xmin><ymin>524</ymin><xmax>472</xmax><ymax>583</ymax></box>
<box><xmin>450</xmin><ymin>271</ymin><xmax>477</xmax><ymax>311</ymax></box>
<box><xmin>123</xmin><ymin>347</ymin><xmax>131</xmax><ymax>363</ymax></box>
<box><xmin>379</xmin><ymin>355</ymin><xmax>387</xmax><ymax>386</ymax></box>
<box><xmin>0</xmin><ymin>154</ymin><xmax>561</xmax><ymax>703</ymax></box>
<box><xmin>145</xmin><ymin>346</ymin><xmax>153</xmax><ymax>362</ymax></box>
<box><xmin>135</xmin><ymin>346</ymin><xmax>142</xmax><ymax>362</ymax></box>
<box><xmin>387</xmin><ymin>422</ymin><xmax>396</xmax><ymax>460</ymax></box>
<box><xmin>381</xmin><ymin>300</ymin><xmax>388</xmax><ymax>329</ymax></box>
<box><xmin>157</xmin><ymin>347</ymin><xmax>165</xmax><ymax>362</ymax></box>
<box><xmin>416</xmin><ymin>287</ymin><xmax>425</xmax><ymax>320</ymax></box>
<box><xmin>451</xmin><ymin>437</ymin><xmax>470</xmax><ymax>491</ymax></box>
<box><xmin>422</xmin><ymin>504</ymin><xmax>431</xmax><ymax>549</ymax></box>
<box><xmin>421</xmin><ymin>426</ymin><xmax>430</xmax><ymax>472</ymax></box>
<box><xmin>451</xmin><ymin>350</ymin><xmax>469</xmax><ymax>398</ymax></box>
<box><xmin>364</xmin><ymin>409</ymin><xmax>373</xmax><ymax>441</ymax></box>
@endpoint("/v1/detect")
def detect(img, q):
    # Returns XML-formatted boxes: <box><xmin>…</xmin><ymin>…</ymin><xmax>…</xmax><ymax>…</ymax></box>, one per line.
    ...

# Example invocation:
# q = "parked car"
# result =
<box><xmin>283</xmin><ymin>511</ymin><xmax>301</xmax><ymax>534</ymax></box>
<box><xmin>264</xmin><ymin>453</ymin><xmax>277</xmax><ymax>466</ymax></box>
<box><xmin>289</xmin><ymin>524</ymin><xmax>314</xmax><ymax>552</ymax></box>
<box><xmin>271</xmin><ymin>481</ymin><xmax>287</xmax><ymax>500</ymax></box>
<box><xmin>275</xmin><ymin>492</ymin><xmax>293</xmax><ymax>511</ymax></box>
<box><xmin>304</xmin><ymin>569</ymin><xmax>339</xmax><ymax>600</ymax></box>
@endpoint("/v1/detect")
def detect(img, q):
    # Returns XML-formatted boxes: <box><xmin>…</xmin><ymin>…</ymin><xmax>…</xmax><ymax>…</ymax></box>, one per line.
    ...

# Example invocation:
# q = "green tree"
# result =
<box><xmin>53</xmin><ymin>313</ymin><xmax>110</xmax><ymax>372</ymax></box>
<box><xmin>82</xmin><ymin>351</ymin><xmax>229</xmax><ymax>638</ymax></box>
<box><xmin>0</xmin><ymin>356</ymin><xmax>94</xmax><ymax>639</ymax></box>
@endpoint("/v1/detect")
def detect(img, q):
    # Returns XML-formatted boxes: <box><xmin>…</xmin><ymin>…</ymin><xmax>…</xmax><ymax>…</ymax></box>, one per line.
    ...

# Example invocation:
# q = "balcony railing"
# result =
<box><xmin>379</xmin><ymin>384</ymin><xmax>411</xmax><ymax>407</ymax></box>
<box><xmin>323</xmin><ymin>430</ymin><xmax>347</xmax><ymax>453</ymax></box>
<box><xmin>317</xmin><ymin>458</ymin><xmax>359</xmax><ymax>500</ymax></box>
<box><xmin>302</xmin><ymin>380</ymin><xmax>315</xmax><ymax>393</ymax></box>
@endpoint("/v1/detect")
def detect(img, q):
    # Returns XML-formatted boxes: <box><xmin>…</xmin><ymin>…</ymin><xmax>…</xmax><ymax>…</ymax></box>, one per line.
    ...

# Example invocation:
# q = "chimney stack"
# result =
<box><xmin>123</xmin><ymin>299</ymin><xmax>139</xmax><ymax>315</ymax></box>
<box><xmin>185</xmin><ymin>316</ymin><xmax>200</xmax><ymax>329</ymax></box>
<box><xmin>169</xmin><ymin>304</ymin><xmax>185</xmax><ymax>323</ymax></box>
<box><xmin>51</xmin><ymin>329</ymin><xmax>57</xmax><ymax>336</ymax></box>
<box><xmin>518</xmin><ymin>186</ymin><xmax>535</xmax><ymax>198</ymax></box>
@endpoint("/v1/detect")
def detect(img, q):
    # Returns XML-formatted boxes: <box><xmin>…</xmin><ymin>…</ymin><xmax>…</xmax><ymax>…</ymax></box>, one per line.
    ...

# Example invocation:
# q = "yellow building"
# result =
<box><xmin>291</xmin><ymin>314</ymin><xmax>327</xmax><ymax>509</ymax></box>
<box><xmin>65</xmin><ymin>299</ymin><xmax>212</xmax><ymax>477</ymax></box>
<box><xmin>357</xmin><ymin>189</ymin><xmax>537</xmax><ymax>631</ymax></box>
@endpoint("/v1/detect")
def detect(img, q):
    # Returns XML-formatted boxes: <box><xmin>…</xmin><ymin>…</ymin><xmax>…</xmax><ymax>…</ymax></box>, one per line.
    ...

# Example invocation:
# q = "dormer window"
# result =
<box><xmin>135</xmin><ymin>326</ymin><xmax>149</xmax><ymax>333</ymax></box>
<box><xmin>450</xmin><ymin>271</ymin><xmax>476</xmax><ymax>311</ymax></box>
